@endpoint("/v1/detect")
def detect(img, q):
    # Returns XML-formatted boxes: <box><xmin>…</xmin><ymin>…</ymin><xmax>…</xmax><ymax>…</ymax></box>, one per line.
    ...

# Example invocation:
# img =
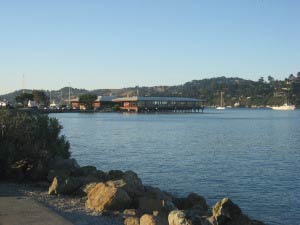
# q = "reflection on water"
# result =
<box><xmin>51</xmin><ymin>109</ymin><xmax>300</xmax><ymax>225</ymax></box>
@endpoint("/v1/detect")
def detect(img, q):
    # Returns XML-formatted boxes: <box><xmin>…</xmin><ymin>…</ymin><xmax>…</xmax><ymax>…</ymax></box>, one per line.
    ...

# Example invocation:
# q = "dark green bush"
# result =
<box><xmin>0</xmin><ymin>109</ymin><xmax>70</xmax><ymax>179</ymax></box>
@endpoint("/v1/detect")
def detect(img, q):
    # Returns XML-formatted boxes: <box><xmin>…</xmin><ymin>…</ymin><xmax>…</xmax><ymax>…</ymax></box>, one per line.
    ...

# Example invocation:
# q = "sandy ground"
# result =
<box><xmin>0</xmin><ymin>182</ymin><xmax>123</xmax><ymax>225</ymax></box>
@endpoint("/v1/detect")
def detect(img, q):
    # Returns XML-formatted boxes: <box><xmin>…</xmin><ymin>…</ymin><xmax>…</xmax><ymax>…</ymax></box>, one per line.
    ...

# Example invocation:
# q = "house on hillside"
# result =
<box><xmin>0</xmin><ymin>100</ymin><xmax>9</xmax><ymax>108</ymax></box>
<box><xmin>28</xmin><ymin>100</ymin><xmax>37</xmax><ymax>108</ymax></box>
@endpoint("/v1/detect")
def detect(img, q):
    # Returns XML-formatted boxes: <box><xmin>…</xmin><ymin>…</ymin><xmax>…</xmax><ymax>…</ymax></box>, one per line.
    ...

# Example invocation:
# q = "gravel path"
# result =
<box><xmin>0</xmin><ymin>182</ymin><xmax>123</xmax><ymax>225</ymax></box>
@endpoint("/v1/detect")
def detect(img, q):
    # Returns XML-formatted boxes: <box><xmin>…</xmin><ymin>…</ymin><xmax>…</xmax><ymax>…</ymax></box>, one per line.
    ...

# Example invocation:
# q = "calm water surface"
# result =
<box><xmin>51</xmin><ymin>109</ymin><xmax>300</xmax><ymax>225</ymax></box>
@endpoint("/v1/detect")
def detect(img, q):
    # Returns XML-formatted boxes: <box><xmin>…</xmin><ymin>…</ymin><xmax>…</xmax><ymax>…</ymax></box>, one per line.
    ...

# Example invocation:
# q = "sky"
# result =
<box><xmin>0</xmin><ymin>0</ymin><xmax>300</xmax><ymax>94</ymax></box>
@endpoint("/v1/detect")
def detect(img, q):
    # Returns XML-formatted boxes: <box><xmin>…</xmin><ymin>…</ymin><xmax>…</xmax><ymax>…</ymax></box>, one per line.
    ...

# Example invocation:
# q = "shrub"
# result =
<box><xmin>0</xmin><ymin>109</ymin><xmax>70</xmax><ymax>179</ymax></box>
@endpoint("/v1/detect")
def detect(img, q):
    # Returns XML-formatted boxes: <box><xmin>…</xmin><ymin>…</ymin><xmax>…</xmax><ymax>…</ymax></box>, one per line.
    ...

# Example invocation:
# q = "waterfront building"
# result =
<box><xmin>71</xmin><ymin>96</ymin><xmax>116</xmax><ymax>110</ymax></box>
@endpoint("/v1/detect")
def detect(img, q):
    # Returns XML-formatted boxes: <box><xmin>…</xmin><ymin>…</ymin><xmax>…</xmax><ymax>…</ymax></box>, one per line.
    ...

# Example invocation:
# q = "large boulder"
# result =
<box><xmin>108</xmin><ymin>170</ymin><xmax>125</xmax><ymax>180</ymax></box>
<box><xmin>174</xmin><ymin>193</ymin><xmax>208</xmax><ymax>211</ymax></box>
<box><xmin>82</xmin><ymin>182</ymin><xmax>98</xmax><ymax>194</ymax></box>
<box><xmin>168</xmin><ymin>210</ymin><xmax>190</xmax><ymax>225</ymax></box>
<box><xmin>168</xmin><ymin>210</ymin><xmax>212</xmax><ymax>225</ymax></box>
<box><xmin>72</xmin><ymin>165</ymin><xmax>97</xmax><ymax>176</ymax></box>
<box><xmin>90</xmin><ymin>170</ymin><xmax>108</xmax><ymax>181</ymax></box>
<box><xmin>212</xmin><ymin>198</ymin><xmax>265</xmax><ymax>225</ymax></box>
<box><xmin>107</xmin><ymin>170</ymin><xmax>144</xmax><ymax>199</ymax></box>
<box><xmin>47</xmin><ymin>169</ymin><xmax>71</xmax><ymax>182</ymax></box>
<box><xmin>75</xmin><ymin>170</ymin><xmax>109</xmax><ymax>191</ymax></box>
<box><xmin>212</xmin><ymin>198</ymin><xmax>241</xmax><ymax>221</ymax></box>
<box><xmin>48</xmin><ymin>170</ymin><xmax>107</xmax><ymax>196</ymax></box>
<box><xmin>85</xmin><ymin>181</ymin><xmax>131</xmax><ymax>212</ymax></box>
<box><xmin>48</xmin><ymin>176</ymin><xmax>82</xmax><ymax>195</ymax></box>
<box><xmin>122</xmin><ymin>171</ymin><xmax>145</xmax><ymax>198</ymax></box>
<box><xmin>138</xmin><ymin>186</ymin><xmax>176</xmax><ymax>214</ymax></box>
<box><xmin>186</xmin><ymin>193</ymin><xmax>208</xmax><ymax>211</ymax></box>
<box><xmin>49</xmin><ymin>158</ymin><xmax>79</xmax><ymax>170</ymax></box>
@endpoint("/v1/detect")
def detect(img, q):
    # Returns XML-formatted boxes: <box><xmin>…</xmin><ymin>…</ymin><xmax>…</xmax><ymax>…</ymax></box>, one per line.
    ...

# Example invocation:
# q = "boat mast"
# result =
<box><xmin>220</xmin><ymin>91</ymin><xmax>223</xmax><ymax>107</ymax></box>
<box><xmin>68</xmin><ymin>86</ymin><xmax>71</xmax><ymax>106</ymax></box>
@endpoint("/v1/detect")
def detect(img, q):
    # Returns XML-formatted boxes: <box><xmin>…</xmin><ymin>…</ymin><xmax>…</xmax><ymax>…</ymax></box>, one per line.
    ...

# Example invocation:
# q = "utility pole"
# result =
<box><xmin>50</xmin><ymin>90</ymin><xmax>52</xmax><ymax>103</ymax></box>
<box><xmin>69</xmin><ymin>86</ymin><xmax>71</xmax><ymax>107</ymax></box>
<box><xmin>22</xmin><ymin>74</ymin><xmax>25</xmax><ymax>93</ymax></box>
<box><xmin>61</xmin><ymin>90</ymin><xmax>63</xmax><ymax>104</ymax></box>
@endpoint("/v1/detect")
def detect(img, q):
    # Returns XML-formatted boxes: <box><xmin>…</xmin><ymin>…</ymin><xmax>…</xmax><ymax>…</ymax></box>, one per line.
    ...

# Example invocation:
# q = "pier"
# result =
<box><xmin>112</xmin><ymin>96</ymin><xmax>205</xmax><ymax>113</ymax></box>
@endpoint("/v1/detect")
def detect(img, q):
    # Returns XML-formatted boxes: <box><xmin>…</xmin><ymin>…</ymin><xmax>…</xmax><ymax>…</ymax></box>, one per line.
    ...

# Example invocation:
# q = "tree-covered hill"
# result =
<box><xmin>1</xmin><ymin>75</ymin><xmax>300</xmax><ymax>107</ymax></box>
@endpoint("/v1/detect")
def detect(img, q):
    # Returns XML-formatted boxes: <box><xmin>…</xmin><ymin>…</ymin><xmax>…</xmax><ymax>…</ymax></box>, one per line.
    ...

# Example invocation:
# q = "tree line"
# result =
<box><xmin>9</xmin><ymin>74</ymin><xmax>300</xmax><ymax>108</ymax></box>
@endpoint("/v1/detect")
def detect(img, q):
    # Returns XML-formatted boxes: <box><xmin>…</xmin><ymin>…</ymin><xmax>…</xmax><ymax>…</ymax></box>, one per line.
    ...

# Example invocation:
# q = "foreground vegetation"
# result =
<box><xmin>0</xmin><ymin>109</ymin><xmax>70</xmax><ymax>180</ymax></box>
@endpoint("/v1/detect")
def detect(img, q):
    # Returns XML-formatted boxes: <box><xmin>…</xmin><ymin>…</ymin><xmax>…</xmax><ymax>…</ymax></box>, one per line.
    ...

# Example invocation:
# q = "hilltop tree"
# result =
<box><xmin>258</xmin><ymin>77</ymin><xmax>265</xmax><ymax>83</ymax></box>
<box><xmin>32</xmin><ymin>90</ymin><xmax>49</xmax><ymax>105</ymax></box>
<box><xmin>15</xmin><ymin>93</ymin><xmax>33</xmax><ymax>107</ymax></box>
<box><xmin>79</xmin><ymin>94</ymin><xmax>97</xmax><ymax>110</ymax></box>
<box><xmin>268</xmin><ymin>76</ymin><xmax>275</xmax><ymax>83</ymax></box>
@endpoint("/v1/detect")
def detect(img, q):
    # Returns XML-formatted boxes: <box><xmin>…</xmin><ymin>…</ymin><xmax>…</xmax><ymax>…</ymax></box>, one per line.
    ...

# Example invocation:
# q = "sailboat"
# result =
<box><xmin>216</xmin><ymin>91</ymin><xmax>225</xmax><ymax>110</ymax></box>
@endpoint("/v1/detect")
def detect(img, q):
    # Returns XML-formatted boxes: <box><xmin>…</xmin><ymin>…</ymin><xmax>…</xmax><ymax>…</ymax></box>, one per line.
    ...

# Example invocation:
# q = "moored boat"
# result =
<box><xmin>216</xmin><ymin>91</ymin><xmax>225</xmax><ymax>110</ymax></box>
<box><xmin>271</xmin><ymin>103</ymin><xmax>295</xmax><ymax>111</ymax></box>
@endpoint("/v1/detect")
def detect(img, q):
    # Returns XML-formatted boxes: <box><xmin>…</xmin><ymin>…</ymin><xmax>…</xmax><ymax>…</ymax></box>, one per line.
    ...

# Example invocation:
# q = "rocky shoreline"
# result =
<box><xmin>4</xmin><ymin>158</ymin><xmax>267</xmax><ymax>225</ymax></box>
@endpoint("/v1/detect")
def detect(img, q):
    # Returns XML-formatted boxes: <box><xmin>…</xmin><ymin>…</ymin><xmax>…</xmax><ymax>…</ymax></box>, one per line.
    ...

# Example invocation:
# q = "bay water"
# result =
<box><xmin>51</xmin><ymin>109</ymin><xmax>300</xmax><ymax>225</ymax></box>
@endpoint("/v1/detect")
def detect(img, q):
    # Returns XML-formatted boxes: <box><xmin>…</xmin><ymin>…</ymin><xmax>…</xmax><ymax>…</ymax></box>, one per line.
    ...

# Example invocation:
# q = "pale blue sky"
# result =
<box><xmin>0</xmin><ymin>0</ymin><xmax>299</xmax><ymax>94</ymax></box>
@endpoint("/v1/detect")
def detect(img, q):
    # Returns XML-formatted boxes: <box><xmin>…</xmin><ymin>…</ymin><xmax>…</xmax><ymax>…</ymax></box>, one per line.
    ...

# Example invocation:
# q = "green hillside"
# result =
<box><xmin>1</xmin><ymin>76</ymin><xmax>300</xmax><ymax>107</ymax></box>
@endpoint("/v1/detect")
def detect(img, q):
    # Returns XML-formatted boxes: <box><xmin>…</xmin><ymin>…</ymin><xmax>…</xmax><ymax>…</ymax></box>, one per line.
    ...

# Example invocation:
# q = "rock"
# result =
<box><xmin>123</xmin><ymin>209</ymin><xmax>143</xmax><ymax>218</ymax></box>
<box><xmin>78</xmin><ymin>174</ymin><xmax>104</xmax><ymax>185</ymax></box>
<box><xmin>204</xmin><ymin>216</ymin><xmax>218</xmax><ymax>225</ymax></box>
<box><xmin>72</xmin><ymin>166</ymin><xmax>97</xmax><ymax>176</ymax></box>
<box><xmin>212</xmin><ymin>198</ymin><xmax>241</xmax><ymax>220</ymax></box>
<box><xmin>107</xmin><ymin>171</ymin><xmax>145</xmax><ymax>198</ymax></box>
<box><xmin>122</xmin><ymin>171</ymin><xmax>145</xmax><ymax>198</ymax></box>
<box><xmin>106</xmin><ymin>179</ymin><xmax>127</xmax><ymax>188</ymax></box>
<box><xmin>187</xmin><ymin>193</ymin><xmax>208</xmax><ymax>210</ymax></box>
<box><xmin>168</xmin><ymin>210</ymin><xmax>212</xmax><ymax>225</ymax></box>
<box><xmin>174</xmin><ymin>193</ymin><xmax>208</xmax><ymax>212</ymax></box>
<box><xmin>47</xmin><ymin>169</ymin><xmax>71</xmax><ymax>182</ymax></box>
<box><xmin>140</xmin><ymin>214</ymin><xmax>166</xmax><ymax>225</ymax></box>
<box><xmin>124</xmin><ymin>217</ymin><xmax>140</xmax><ymax>225</ymax></box>
<box><xmin>152</xmin><ymin>211</ymin><xmax>169</xmax><ymax>225</ymax></box>
<box><xmin>211</xmin><ymin>198</ymin><xmax>266</xmax><ymax>225</ymax></box>
<box><xmin>85</xmin><ymin>181</ymin><xmax>131</xmax><ymax>212</ymax></box>
<box><xmin>82</xmin><ymin>182</ymin><xmax>98</xmax><ymax>194</ymax></box>
<box><xmin>138</xmin><ymin>186</ymin><xmax>176</xmax><ymax>214</ymax></box>
<box><xmin>173</xmin><ymin>198</ymin><xmax>185</xmax><ymax>210</ymax></box>
<box><xmin>105</xmin><ymin>170</ymin><xmax>144</xmax><ymax>198</ymax></box>
<box><xmin>108</xmin><ymin>170</ymin><xmax>124</xmax><ymax>180</ymax></box>
<box><xmin>49</xmin><ymin>158</ymin><xmax>79</xmax><ymax>170</ymax></box>
<box><xmin>168</xmin><ymin>210</ymin><xmax>190</xmax><ymax>225</ymax></box>
<box><xmin>48</xmin><ymin>176</ymin><xmax>82</xmax><ymax>195</ymax></box>
<box><xmin>92</xmin><ymin>170</ymin><xmax>108</xmax><ymax>181</ymax></box>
